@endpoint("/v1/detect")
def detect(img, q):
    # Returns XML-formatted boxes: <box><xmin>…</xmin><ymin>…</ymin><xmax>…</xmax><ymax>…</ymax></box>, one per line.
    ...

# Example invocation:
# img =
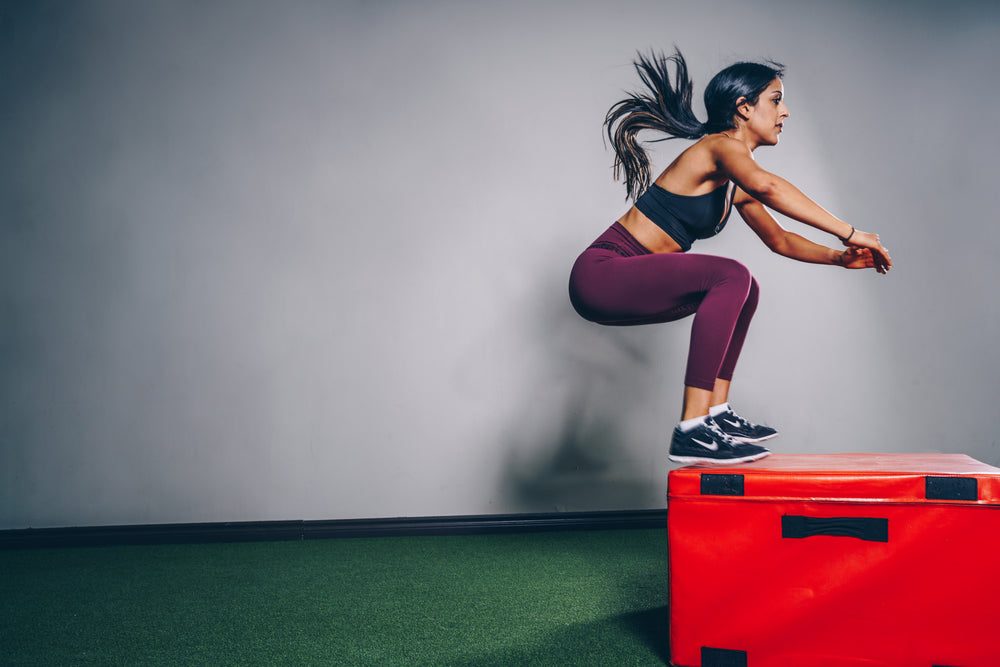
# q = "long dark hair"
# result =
<box><xmin>605</xmin><ymin>49</ymin><xmax>785</xmax><ymax>200</ymax></box>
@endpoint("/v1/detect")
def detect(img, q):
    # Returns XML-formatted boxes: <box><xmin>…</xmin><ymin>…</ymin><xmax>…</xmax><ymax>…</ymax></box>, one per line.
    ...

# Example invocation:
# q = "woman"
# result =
<box><xmin>568</xmin><ymin>50</ymin><xmax>891</xmax><ymax>465</ymax></box>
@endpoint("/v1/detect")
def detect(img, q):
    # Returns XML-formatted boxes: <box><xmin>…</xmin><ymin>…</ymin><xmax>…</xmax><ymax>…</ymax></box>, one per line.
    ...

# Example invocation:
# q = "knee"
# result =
<box><xmin>746</xmin><ymin>275</ymin><xmax>760</xmax><ymax>309</ymax></box>
<box><xmin>706</xmin><ymin>259</ymin><xmax>757</xmax><ymax>310</ymax></box>
<box><xmin>716</xmin><ymin>259</ymin><xmax>753</xmax><ymax>292</ymax></box>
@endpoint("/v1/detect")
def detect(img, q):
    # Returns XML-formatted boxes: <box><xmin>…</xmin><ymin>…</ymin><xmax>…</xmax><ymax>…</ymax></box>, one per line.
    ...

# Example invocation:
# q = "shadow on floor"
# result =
<box><xmin>452</xmin><ymin>605</ymin><xmax>671</xmax><ymax>666</ymax></box>
<box><xmin>621</xmin><ymin>605</ymin><xmax>671</xmax><ymax>664</ymax></box>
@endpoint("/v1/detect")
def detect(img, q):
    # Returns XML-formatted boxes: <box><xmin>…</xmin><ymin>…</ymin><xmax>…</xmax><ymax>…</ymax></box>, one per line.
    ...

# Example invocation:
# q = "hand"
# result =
<box><xmin>845</xmin><ymin>230</ymin><xmax>892</xmax><ymax>274</ymax></box>
<box><xmin>836</xmin><ymin>247</ymin><xmax>877</xmax><ymax>270</ymax></box>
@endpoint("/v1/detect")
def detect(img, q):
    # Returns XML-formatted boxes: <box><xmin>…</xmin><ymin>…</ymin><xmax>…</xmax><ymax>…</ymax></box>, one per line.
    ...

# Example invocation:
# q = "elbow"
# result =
<box><xmin>766</xmin><ymin>235</ymin><xmax>790</xmax><ymax>256</ymax></box>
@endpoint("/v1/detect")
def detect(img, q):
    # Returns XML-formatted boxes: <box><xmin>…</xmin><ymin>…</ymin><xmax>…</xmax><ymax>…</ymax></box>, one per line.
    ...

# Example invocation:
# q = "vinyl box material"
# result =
<box><xmin>667</xmin><ymin>453</ymin><xmax>1000</xmax><ymax>667</ymax></box>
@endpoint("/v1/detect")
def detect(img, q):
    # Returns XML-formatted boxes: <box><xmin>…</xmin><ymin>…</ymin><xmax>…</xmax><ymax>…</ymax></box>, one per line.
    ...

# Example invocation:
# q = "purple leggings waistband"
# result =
<box><xmin>585</xmin><ymin>221</ymin><xmax>652</xmax><ymax>257</ymax></box>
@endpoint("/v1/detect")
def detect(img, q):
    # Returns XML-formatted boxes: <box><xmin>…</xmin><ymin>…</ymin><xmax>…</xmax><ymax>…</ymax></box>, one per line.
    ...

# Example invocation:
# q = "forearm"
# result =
<box><xmin>748</xmin><ymin>175</ymin><xmax>853</xmax><ymax>240</ymax></box>
<box><xmin>771</xmin><ymin>231</ymin><xmax>843</xmax><ymax>265</ymax></box>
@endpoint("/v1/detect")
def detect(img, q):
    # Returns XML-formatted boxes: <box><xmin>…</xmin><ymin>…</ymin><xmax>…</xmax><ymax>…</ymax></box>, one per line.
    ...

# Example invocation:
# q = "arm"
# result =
<box><xmin>735</xmin><ymin>189</ymin><xmax>878</xmax><ymax>270</ymax></box>
<box><xmin>714</xmin><ymin>138</ymin><xmax>891</xmax><ymax>272</ymax></box>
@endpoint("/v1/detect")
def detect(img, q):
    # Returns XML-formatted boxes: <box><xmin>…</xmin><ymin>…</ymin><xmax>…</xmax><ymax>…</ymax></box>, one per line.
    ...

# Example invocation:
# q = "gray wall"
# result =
<box><xmin>2</xmin><ymin>0</ymin><xmax>998</xmax><ymax>529</ymax></box>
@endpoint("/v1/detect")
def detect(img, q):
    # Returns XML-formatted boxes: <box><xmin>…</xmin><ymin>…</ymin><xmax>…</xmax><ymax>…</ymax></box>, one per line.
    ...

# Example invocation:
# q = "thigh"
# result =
<box><xmin>570</xmin><ymin>250</ymin><xmax>743</xmax><ymax>325</ymax></box>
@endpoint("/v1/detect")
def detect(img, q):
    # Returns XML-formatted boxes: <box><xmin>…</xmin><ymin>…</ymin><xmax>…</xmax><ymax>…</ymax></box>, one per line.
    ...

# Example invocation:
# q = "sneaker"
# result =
<box><xmin>711</xmin><ymin>406</ymin><xmax>778</xmax><ymax>444</ymax></box>
<box><xmin>668</xmin><ymin>417</ymin><xmax>771</xmax><ymax>465</ymax></box>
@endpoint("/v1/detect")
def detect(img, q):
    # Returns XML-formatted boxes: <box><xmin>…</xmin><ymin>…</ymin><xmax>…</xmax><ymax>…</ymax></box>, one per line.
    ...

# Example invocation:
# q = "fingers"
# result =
<box><xmin>857</xmin><ymin>231</ymin><xmax>892</xmax><ymax>274</ymax></box>
<box><xmin>874</xmin><ymin>245</ymin><xmax>892</xmax><ymax>274</ymax></box>
<box><xmin>838</xmin><ymin>247</ymin><xmax>877</xmax><ymax>270</ymax></box>
<box><xmin>840</xmin><ymin>229</ymin><xmax>893</xmax><ymax>273</ymax></box>
<box><xmin>851</xmin><ymin>251</ymin><xmax>875</xmax><ymax>270</ymax></box>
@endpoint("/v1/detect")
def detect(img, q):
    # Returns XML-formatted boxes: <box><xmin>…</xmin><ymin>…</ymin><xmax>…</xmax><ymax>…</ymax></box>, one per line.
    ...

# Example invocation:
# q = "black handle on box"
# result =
<box><xmin>782</xmin><ymin>515</ymin><xmax>889</xmax><ymax>542</ymax></box>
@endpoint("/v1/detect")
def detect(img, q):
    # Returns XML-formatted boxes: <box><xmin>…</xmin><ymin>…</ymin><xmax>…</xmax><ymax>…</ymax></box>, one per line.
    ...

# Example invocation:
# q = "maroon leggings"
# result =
<box><xmin>568</xmin><ymin>222</ymin><xmax>759</xmax><ymax>391</ymax></box>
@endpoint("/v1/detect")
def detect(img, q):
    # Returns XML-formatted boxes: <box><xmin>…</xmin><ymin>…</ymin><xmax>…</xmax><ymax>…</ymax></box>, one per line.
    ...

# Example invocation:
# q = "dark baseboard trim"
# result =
<box><xmin>0</xmin><ymin>509</ymin><xmax>668</xmax><ymax>550</ymax></box>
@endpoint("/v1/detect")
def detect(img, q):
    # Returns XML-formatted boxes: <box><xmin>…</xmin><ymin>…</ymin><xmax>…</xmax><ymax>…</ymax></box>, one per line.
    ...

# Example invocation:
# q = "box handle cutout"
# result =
<box><xmin>782</xmin><ymin>515</ymin><xmax>888</xmax><ymax>542</ymax></box>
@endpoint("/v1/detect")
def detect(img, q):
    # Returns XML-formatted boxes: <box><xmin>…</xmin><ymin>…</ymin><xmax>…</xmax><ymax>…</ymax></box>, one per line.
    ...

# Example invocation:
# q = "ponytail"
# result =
<box><xmin>604</xmin><ymin>49</ymin><xmax>705</xmax><ymax>201</ymax></box>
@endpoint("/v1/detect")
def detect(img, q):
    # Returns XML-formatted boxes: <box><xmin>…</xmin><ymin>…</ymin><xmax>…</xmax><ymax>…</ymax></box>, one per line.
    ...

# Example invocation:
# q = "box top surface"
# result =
<box><xmin>668</xmin><ymin>453</ymin><xmax>1000</xmax><ymax>504</ymax></box>
<box><xmin>681</xmin><ymin>453</ymin><xmax>1000</xmax><ymax>474</ymax></box>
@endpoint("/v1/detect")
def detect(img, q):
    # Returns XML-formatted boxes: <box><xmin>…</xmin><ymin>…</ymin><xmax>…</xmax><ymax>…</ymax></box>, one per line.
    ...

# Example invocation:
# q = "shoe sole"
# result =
<box><xmin>731</xmin><ymin>432</ymin><xmax>778</xmax><ymax>444</ymax></box>
<box><xmin>669</xmin><ymin>450</ymin><xmax>771</xmax><ymax>465</ymax></box>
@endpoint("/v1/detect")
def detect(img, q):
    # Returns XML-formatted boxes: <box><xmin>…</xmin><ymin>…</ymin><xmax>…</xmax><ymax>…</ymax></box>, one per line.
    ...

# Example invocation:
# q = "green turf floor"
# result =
<box><xmin>0</xmin><ymin>529</ymin><xmax>670</xmax><ymax>665</ymax></box>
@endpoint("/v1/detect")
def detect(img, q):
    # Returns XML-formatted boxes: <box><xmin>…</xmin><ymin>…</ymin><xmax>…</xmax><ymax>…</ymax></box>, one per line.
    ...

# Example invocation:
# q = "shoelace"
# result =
<box><xmin>723</xmin><ymin>410</ymin><xmax>754</xmax><ymax>429</ymax></box>
<box><xmin>726</xmin><ymin>410</ymin><xmax>753</xmax><ymax>428</ymax></box>
<box><xmin>704</xmin><ymin>417</ymin><xmax>739</xmax><ymax>446</ymax></box>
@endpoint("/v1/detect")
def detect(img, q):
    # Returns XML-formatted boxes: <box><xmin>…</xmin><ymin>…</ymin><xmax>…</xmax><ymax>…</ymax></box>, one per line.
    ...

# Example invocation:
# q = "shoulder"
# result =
<box><xmin>682</xmin><ymin>134</ymin><xmax>753</xmax><ymax>175</ymax></box>
<box><xmin>704</xmin><ymin>133</ymin><xmax>752</xmax><ymax>158</ymax></box>
<box><xmin>671</xmin><ymin>134</ymin><xmax>735</xmax><ymax>169</ymax></box>
<box><xmin>688</xmin><ymin>133</ymin><xmax>733</xmax><ymax>152</ymax></box>
<box><xmin>655</xmin><ymin>135</ymin><xmax>731</xmax><ymax>194</ymax></box>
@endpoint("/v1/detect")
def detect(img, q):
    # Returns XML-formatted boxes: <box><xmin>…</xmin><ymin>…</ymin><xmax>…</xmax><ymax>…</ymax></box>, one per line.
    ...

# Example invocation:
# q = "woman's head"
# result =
<box><xmin>703</xmin><ymin>60</ymin><xmax>786</xmax><ymax>133</ymax></box>
<box><xmin>604</xmin><ymin>49</ymin><xmax>786</xmax><ymax>199</ymax></box>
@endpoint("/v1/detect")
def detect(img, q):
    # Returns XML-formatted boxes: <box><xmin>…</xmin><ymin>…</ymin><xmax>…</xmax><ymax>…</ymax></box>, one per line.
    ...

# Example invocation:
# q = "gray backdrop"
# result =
<box><xmin>2</xmin><ymin>0</ymin><xmax>999</xmax><ymax>529</ymax></box>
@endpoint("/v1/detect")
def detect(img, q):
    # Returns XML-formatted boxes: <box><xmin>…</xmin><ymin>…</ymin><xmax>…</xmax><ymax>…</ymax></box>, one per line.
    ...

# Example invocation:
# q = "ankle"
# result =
<box><xmin>678</xmin><ymin>415</ymin><xmax>708</xmax><ymax>432</ymax></box>
<box><xmin>709</xmin><ymin>403</ymin><xmax>730</xmax><ymax>417</ymax></box>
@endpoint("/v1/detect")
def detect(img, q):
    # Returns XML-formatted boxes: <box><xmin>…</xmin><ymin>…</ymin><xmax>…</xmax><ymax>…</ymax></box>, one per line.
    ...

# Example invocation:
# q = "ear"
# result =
<box><xmin>734</xmin><ymin>96</ymin><xmax>752</xmax><ymax>121</ymax></box>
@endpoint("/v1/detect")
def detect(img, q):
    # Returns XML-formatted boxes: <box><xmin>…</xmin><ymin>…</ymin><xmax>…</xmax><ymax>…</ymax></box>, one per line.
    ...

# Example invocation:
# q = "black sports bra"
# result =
<box><xmin>633</xmin><ymin>181</ymin><xmax>735</xmax><ymax>251</ymax></box>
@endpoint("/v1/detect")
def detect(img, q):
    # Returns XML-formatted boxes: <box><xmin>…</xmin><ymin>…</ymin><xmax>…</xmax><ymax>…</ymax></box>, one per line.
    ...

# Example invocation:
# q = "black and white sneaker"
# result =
<box><xmin>711</xmin><ymin>406</ymin><xmax>778</xmax><ymax>444</ymax></box>
<box><xmin>668</xmin><ymin>417</ymin><xmax>770</xmax><ymax>465</ymax></box>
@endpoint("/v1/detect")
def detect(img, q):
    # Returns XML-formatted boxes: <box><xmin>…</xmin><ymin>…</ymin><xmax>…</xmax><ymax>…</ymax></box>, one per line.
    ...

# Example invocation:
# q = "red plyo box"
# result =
<box><xmin>667</xmin><ymin>453</ymin><xmax>1000</xmax><ymax>667</ymax></box>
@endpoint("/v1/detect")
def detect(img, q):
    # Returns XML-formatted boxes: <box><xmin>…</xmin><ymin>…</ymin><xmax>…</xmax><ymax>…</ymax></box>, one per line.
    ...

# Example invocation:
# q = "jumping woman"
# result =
<box><xmin>568</xmin><ymin>49</ymin><xmax>892</xmax><ymax>465</ymax></box>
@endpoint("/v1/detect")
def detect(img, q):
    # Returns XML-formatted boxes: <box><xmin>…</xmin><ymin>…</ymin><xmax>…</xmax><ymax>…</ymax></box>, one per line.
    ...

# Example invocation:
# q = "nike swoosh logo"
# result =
<box><xmin>691</xmin><ymin>437</ymin><xmax>719</xmax><ymax>451</ymax></box>
<box><xmin>722</xmin><ymin>418</ymin><xmax>743</xmax><ymax>428</ymax></box>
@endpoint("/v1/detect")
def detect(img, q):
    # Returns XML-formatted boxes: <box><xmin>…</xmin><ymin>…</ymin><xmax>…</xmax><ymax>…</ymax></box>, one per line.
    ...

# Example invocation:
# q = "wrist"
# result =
<box><xmin>838</xmin><ymin>225</ymin><xmax>855</xmax><ymax>243</ymax></box>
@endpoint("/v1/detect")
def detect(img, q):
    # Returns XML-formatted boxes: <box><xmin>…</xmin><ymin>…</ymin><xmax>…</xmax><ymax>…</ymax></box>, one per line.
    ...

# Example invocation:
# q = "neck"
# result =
<box><xmin>722</xmin><ymin>127</ymin><xmax>761</xmax><ymax>152</ymax></box>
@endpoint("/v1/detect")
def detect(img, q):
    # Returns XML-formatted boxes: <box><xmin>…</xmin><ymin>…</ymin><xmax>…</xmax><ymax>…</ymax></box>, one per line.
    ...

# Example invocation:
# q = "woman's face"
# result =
<box><xmin>745</xmin><ymin>78</ymin><xmax>789</xmax><ymax>147</ymax></box>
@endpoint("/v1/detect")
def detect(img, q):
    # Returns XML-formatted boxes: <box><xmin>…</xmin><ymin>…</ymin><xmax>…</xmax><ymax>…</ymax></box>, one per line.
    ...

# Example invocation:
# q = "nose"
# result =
<box><xmin>780</xmin><ymin>102</ymin><xmax>790</xmax><ymax>119</ymax></box>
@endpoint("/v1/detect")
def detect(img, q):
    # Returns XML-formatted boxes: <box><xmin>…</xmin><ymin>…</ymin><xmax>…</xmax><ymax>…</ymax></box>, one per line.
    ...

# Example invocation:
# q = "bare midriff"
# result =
<box><xmin>617</xmin><ymin>206</ymin><xmax>684</xmax><ymax>254</ymax></box>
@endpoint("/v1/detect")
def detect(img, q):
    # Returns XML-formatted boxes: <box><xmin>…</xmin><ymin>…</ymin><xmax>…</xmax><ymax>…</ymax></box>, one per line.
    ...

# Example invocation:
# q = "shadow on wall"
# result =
<box><xmin>497</xmin><ymin>265</ymin><xmax>682</xmax><ymax>512</ymax></box>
